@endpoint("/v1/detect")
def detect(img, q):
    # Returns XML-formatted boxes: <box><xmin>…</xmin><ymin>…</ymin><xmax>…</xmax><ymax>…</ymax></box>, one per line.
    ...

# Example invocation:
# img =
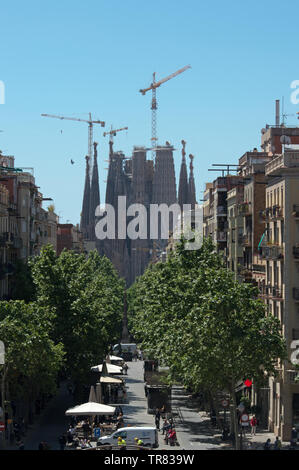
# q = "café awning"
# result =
<box><xmin>65</xmin><ymin>402</ymin><xmax>115</xmax><ymax>416</ymax></box>
<box><xmin>91</xmin><ymin>363</ymin><xmax>122</xmax><ymax>374</ymax></box>
<box><xmin>98</xmin><ymin>377</ymin><xmax>123</xmax><ymax>384</ymax></box>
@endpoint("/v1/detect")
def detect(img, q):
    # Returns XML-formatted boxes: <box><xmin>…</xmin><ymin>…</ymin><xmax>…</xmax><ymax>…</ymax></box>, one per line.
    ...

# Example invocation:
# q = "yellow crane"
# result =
<box><xmin>41</xmin><ymin>112</ymin><xmax>105</xmax><ymax>161</ymax></box>
<box><xmin>139</xmin><ymin>65</ymin><xmax>191</xmax><ymax>159</ymax></box>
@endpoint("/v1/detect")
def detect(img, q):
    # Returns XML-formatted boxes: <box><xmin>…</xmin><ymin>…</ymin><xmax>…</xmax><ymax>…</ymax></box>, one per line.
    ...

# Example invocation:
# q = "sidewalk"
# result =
<box><xmin>10</xmin><ymin>381</ymin><xmax>75</xmax><ymax>450</ymax></box>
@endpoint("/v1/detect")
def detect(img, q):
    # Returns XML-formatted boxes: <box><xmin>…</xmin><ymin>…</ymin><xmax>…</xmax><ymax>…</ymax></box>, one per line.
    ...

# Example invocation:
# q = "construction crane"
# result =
<box><xmin>139</xmin><ymin>65</ymin><xmax>191</xmax><ymax>159</ymax></box>
<box><xmin>41</xmin><ymin>113</ymin><xmax>105</xmax><ymax>161</ymax></box>
<box><xmin>103</xmin><ymin>126</ymin><xmax>128</xmax><ymax>159</ymax></box>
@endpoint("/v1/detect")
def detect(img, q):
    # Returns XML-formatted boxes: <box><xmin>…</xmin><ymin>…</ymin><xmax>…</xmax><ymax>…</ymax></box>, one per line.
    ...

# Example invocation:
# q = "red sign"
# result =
<box><xmin>0</xmin><ymin>421</ymin><xmax>5</xmax><ymax>431</ymax></box>
<box><xmin>244</xmin><ymin>379</ymin><xmax>252</xmax><ymax>387</ymax></box>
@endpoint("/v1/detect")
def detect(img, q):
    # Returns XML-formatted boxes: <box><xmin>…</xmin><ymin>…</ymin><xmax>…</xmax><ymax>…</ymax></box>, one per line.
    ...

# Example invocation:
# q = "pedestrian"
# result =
<box><xmin>210</xmin><ymin>409</ymin><xmax>216</xmax><ymax>427</ymax></box>
<box><xmin>144</xmin><ymin>383</ymin><xmax>148</xmax><ymax>397</ymax></box>
<box><xmin>17</xmin><ymin>440</ymin><xmax>24</xmax><ymax>450</ymax></box>
<box><xmin>160</xmin><ymin>404</ymin><xmax>166</xmax><ymax>417</ymax></box>
<box><xmin>263</xmin><ymin>438</ymin><xmax>271</xmax><ymax>450</ymax></box>
<box><xmin>117</xmin><ymin>436</ymin><xmax>126</xmax><ymax>449</ymax></box>
<box><xmin>162</xmin><ymin>418</ymin><xmax>171</xmax><ymax>436</ymax></box>
<box><xmin>250</xmin><ymin>415</ymin><xmax>257</xmax><ymax>435</ymax></box>
<box><xmin>274</xmin><ymin>436</ymin><xmax>282</xmax><ymax>450</ymax></box>
<box><xmin>290</xmin><ymin>427</ymin><xmax>297</xmax><ymax>449</ymax></box>
<box><xmin>155</xmin><ymin>408</ymin><xmax>161</xmax><ymax>430</ymax></box>
<box><xmin>58</xmin><ymin>434</ymin><xmax>66</xmax><ymax>450</ymax></box>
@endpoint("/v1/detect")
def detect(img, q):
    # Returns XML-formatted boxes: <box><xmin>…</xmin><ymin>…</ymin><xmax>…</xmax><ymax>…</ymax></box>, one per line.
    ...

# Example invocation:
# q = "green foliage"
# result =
<box><xmin>0</xmin><ymin>301</ymin><xmax>64</xmax><ymax>401</ymax></box>
<box><xmin>128</xmin><ymin>237</ymin><xmax>287</xmax><ymax>396</ymax></box>
<box><xmin>10</xmin><ymin>259</ymin><xmax>36</xmax><ymax>302</ymax></box>
<box><xmin>30</xmin><ymin>246</ymin><xmax>124</xmax><ymax>385</ymax></box>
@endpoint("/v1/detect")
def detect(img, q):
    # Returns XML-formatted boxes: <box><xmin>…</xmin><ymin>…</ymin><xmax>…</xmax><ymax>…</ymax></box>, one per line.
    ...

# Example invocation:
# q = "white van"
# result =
<box><xmin>97</xmin><ymin>426</ymin><xmax>158</xmax><ymax>448</ymax></box>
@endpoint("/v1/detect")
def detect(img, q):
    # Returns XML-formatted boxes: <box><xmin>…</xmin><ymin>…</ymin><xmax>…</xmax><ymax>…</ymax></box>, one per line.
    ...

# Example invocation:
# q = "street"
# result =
<box><xmin>16</xmin><ymin>360</ymin><xmax>224</xmax><ymax>451</ymax></box>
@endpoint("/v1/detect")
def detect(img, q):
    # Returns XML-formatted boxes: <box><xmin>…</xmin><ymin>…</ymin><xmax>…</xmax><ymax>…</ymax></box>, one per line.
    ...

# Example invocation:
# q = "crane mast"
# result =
<box><xmin>139</xmin><ymin>65</ymin><xmax>191</xmax><ymax>161</ymax></box>
<box><xmin>103</xmin><ymin>126</ymin><xmax>128</xmax><ymax>159</ymax></box>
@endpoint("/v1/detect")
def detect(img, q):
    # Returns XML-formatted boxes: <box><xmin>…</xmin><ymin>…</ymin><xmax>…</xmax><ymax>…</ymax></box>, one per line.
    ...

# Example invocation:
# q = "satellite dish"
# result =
<box><xmin>280</xmin><ymin>135</ymin><xmax>291</xmax><ymax>145</ymax></box>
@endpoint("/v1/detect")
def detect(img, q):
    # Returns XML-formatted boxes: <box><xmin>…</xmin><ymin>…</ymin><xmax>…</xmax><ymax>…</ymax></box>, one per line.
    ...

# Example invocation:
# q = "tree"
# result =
<box><xmin>30</xmin><ymin>245</ymin><xmax>124</xmax><ymax>393</ymax></box>
<box><xmin>10</xmin><ymin>259</ymin><xmax>36</xmax><ymax>302</ymax></box>
<box><xmin>0</xmin><ymin>301</ymin><xmax>64</xmax><ymax>424</ymax></box>
<box><xmin>128</xmin><ymin>237</ymin><xmax>286</xmax><ymax>449</ymax></box>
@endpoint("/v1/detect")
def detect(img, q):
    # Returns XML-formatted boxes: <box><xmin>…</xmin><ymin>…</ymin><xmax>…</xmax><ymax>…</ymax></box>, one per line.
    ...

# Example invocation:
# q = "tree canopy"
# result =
<box><xmin>128</xmin><ymin>237</ymin><xmax>286</xmax><ymax>395</ymax></box>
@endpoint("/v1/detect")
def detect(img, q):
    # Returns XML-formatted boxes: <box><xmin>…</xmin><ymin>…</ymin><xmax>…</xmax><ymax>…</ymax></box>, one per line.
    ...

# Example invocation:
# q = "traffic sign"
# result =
<box><xmin>221</xmin><ymin>399</ymin><xmax>229</xmax><ymax>408</ymax></box>
<box><xmin>0</xmin><ymin>421</ymin><xmax>5</xmax><ymax>432</ymax></box>
<box><xmin>240</xmin><ymin>413</ymin><xmax>249</xmax><ymax>426</ymax></box>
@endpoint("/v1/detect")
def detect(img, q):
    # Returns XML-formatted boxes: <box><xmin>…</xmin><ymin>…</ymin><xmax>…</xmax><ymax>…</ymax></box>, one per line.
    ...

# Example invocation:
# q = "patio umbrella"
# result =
<box><xmin>88</xmin><ymin>385</ymin><xmax>97</xmax><ymax>402</ymax></box>
<box><xmin>65</xmin><ymin>402</ymin><xmax>115</xmax><ymax>416</ymax></box>
<box><xmin>95</xmin><ymin>383</ymin><xmax>102</xmax><ymax>403</ymax></box>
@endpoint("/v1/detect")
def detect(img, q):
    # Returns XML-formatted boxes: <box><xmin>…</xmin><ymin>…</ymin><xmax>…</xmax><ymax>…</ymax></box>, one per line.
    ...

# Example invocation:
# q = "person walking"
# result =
<box><xmin>155</xmin><ymin>408</ymin><xmax>161</xmax><ymax>430</ymax></box>
<box><xmin>58</xmin><ymin>434</ymin><xmax>66</xmax><ymax>450</ymax></box>
<box><xmin>274</xmin><ymin>436</ymin><xmax>282</xmax><ymax>450</ymax></box>
<box><xmin>250</xmin><ymin>415</ymin><xmax>257</xmax><ymax>435</ymax></box>
<box><xmin>290</xmin><ymin>427</ymin><xmax>298</xmax><ymax>449</ymax></box>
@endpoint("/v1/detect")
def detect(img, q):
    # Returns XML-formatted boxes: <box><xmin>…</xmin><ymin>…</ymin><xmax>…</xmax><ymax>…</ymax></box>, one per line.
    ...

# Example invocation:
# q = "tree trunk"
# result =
<box><xmin>231</xmin><ymin>381</ymin><xmax>240</xmax><ymax>450</ymax></box>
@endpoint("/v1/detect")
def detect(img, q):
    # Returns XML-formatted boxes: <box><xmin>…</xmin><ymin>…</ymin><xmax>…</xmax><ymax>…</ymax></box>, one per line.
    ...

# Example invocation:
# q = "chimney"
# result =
<box><xmin>275</xmin><ymin>100</ymin><xmax>280</xmax><ymax>127</ymax></box>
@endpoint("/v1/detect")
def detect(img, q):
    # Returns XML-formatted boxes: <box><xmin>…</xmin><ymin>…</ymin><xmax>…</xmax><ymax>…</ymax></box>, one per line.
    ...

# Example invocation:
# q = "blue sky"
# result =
<box><xmin>0</xmin><ymin>0</ymin><xmax>299</xmax><ymax>224</ymax></box>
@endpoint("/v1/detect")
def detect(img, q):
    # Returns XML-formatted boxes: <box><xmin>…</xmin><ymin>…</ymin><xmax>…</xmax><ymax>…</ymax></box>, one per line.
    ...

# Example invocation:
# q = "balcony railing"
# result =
<box><xmin>259</xmin><ymin>285</ymin><xmax>282</xmax><ymax>298</ymax></box>
<box><xmin>217</xmin><ymin>231</ymin><xmax>227</xmax><ymax>242</ymax></box>
<box><xmin>260</xmin><ymin>245</ymin><xmax>284</xmax><ymax>260</ymax></box>
<box><xmin>252</xmin><ymin>264</ymin><xmax>266</xmax><ymax>273</ymax></box>
<box><xmin>238</xmin><ymin>202</ymin><xmax>252</xmax><ymax>216</ymax></box>
<box><xmin>293</xmin><ymin>288</ymin><xmax>299</xmax><ymax>301</ymax></box>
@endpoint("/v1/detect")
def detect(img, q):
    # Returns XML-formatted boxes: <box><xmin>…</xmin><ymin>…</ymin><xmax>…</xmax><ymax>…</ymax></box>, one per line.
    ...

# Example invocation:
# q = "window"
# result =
<box><xmin>113</xmin><ymin>431</ymin><xmax>127</xmax><ymax>439</ymax></box>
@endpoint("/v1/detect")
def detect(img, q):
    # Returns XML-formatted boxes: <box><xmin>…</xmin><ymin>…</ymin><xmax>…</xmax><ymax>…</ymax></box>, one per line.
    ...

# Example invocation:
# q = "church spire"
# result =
<box><xmin>80</xmin><ymin>155</ymin><xmax>91</xmax><ymax>239</ymax></box>
<box><xmin>188</xmin><ymin>154</ymin><xmax>196</xmax><ymax>211</ymax></box>
<box><xmin>178</xmin><ymin>140</ymin><xmax>189</xmax><ymax>210</ymax></box>
<box><xmin>89</xmin><ymin>142</ymin><xmax>100</xmax><ymax>241</ymax></box>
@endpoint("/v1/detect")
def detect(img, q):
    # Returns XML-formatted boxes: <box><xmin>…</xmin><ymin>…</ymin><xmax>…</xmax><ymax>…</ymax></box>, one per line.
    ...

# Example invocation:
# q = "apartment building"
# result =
<box><xmin>227</xmin><ymin>184</ymin><xmax>244</xmax><ymax>280</ymax></box>
<box><xmin>0</xmin><ymin>153</ymin><xmax>58</xmax><ymax>298</ymax></box>
<box><xmin>57</xmin><ymin>223</ymin><xmax>83</xmax><ymax>256</ymax></box>
<box><xmin>203</xmin><ymin>176</ymin><xmax>240</xmax><ymax>261</ymax></box>
<box><xmin>257</xmin><ymin>148</ymin><xmax>299</xmax><ymax>440</ymax></box>
<box><xmin>237</xmin><ymin>150</ymin><xmax>271</xmax><ymax>287</ymax></box>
